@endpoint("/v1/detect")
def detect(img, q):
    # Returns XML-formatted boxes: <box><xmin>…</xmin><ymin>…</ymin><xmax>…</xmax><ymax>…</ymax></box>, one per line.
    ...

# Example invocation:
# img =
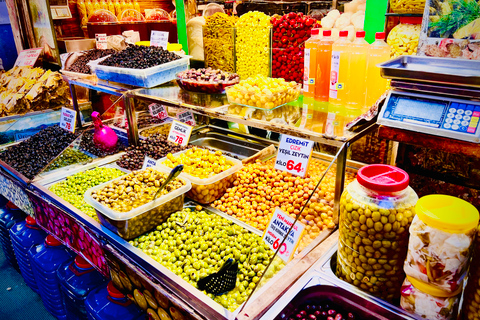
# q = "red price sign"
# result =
<box><xmin>59</xmin><ymin>107</ymin><xmax>77</xmax><ymax>133</ymax></box>
<box><xmin>177</xmin><ymin>110</ymin><xmax>196</xmax><ymax>127</ymax></box>
<box><xmin>14</xmin><ymin>48</ymin><xmax>43</xmax><ymax>67</ymax></box>
<box><xmin>167</xmin><ymin>120</ymin><xmax>192</xmax><ymax>146</ymax></box>
<box><xmin>274</xmin><ymin>135</ymin><xmax>313</xmax><ymax>177</ymax></box>
<box><xmin>148</xmin><ymin>103</ymin><xmax>168</xmax><ymax>120</ymax></box>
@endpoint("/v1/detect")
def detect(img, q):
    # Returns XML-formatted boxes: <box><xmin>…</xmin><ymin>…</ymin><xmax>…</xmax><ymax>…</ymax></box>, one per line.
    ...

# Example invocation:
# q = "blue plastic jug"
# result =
<box><xmin>10</xmin><ymin>216</ymin><xmax>47</xmax><ymax>293</ymax></box>
<box><xmin>30</xmin><ymin>235</ymin><xmax>74</xmax><ymax>320</ymax></box>
<box><xmin>57</xmin><ymin>255</ymin><xmax>107</xmax><ymax>320</ymax></box>
<box><xmin>85</xmin><ymin>282</ymin><xmax>145</xmax><ymax>320</ymax></box>
<box><xmin>0</xmin><ymin>202</ymin><xmax>26</xmax><ymax>270</ymax></box>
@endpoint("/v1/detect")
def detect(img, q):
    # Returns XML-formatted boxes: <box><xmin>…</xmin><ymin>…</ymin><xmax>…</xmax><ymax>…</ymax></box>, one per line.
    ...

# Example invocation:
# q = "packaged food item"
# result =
<box><xmin>404</xmin><ymin>195</ymin><xmax>479</xmax><ymax>293</ymax></box>
<box><xmin>387</xmin><ymin>17</ymin><xmax>421</xmax><ymax>58</ymax></box>
<box><xmin>203</xmin><ymin>13</ymin><xmax>236</xmax><ymax>72</ymax></box>
<box><xmin>337</xmin><ymin>164</ymin><xmax>418</xmax><ymax>301</ymax></box>
<box><xmin>461</xmin><ymin>225</ymin><xmax>480</xmax><ymax>320</ymax></box>
<box><xmin>400</xmin><ymin>276</ymin><xmax>461</xmax><ymax>320</ymax></box>
<box><xmin>390</xmin><ymin>0</ymin><xmax>426</xmax><ymax>14</ymax></box>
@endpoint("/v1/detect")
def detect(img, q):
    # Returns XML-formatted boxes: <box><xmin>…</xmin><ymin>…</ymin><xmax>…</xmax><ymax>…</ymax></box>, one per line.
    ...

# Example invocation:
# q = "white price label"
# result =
<box><xmin>263</xmin><ymin>208</ymin><xmax>305</xmax><ymax>263</ymax></box>
<box><xmin>150</xmin><ymin>31</ymin><xmax>169</xmax><ymax>49</ymax></box>
<box><xmin>59</xmin><ymin>107</ymin><xmax>77</xmax><ymax>133</ymax></box>
<box><xmin>177</xmin><ymin>110</ymin><xmax>196</xmax><ymax>126</ymax></box>
<box><xmin>274</xmin><ymin>135</ymin><xmax>314</xmax><ymax>177</ymax></box>
<box><xmin>148</xmin><ymin>103</ymin><xmax>168</xmax><ymax>120</ymax></box>
<box><xmin>95</xmin><ymin>33</ymin><xmax>107</xmax><ymax>49</ymax></box>
<box><xmin>142</xmin><ymin>156</ymin><xmax>158</xmax><ymax>169</ymax></box>
<box><xmin>14</xmin><ymin>48</ymin><xmax>43</xmax><ymax>67</ymax></box>
<box><xmin>167</xmin><ymin>120</ymin><xmax>192</xmax><ymax>146</ymax></box>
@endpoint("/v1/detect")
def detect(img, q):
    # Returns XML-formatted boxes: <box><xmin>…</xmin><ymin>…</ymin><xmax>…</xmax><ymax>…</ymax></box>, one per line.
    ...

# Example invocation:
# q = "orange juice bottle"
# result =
<box><xmin>315</xmin><ymin>29</ymin><xmax>334</xmax><ymax>102</ymax></box>
<box><xmin>365</xmin><ymin>32</ymin><xmax>391</xmax><ymax>110</ymax></box>
<box><xmin>347</xmin><ymin>31</ymin><xmax>369</xmax><ymax>112</ymax></box>
<box><xmin>329</xmin><ymin>31</ymin><xmax>351</xmax><ymax>107</ymax></box>
<box><xmin>303</xmin><ymin>29</ymin><xmax>321</xmax><ymax>98</ymax></box>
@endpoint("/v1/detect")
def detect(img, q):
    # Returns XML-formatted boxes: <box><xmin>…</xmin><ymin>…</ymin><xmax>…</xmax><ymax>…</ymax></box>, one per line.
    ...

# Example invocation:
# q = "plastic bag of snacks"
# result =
<box><xmin>404</xmin><ymin>195</ymin><xmax>478</xmax><ymax>293</ymax></box>
<box><xmin>337</xmin><ymin>164</ymin><xmax>418</xmax><ymax>301</ymax></box>
<box><xmin>387</xmin><ymin>17</ymin><xmax>421</xmax><ymax>58</ymax></box>
<box><xmin>390</xmin><ymin>0</ymin><xmax>426</xmax><ymax>14</ymax></box>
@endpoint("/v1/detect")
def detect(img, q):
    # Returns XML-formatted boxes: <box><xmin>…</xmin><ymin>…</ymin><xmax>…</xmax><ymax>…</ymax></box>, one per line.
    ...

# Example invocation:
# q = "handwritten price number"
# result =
<box><xmin>65</xmin><ymin>122</ymin><xmax>71</xmax><ymax>130</ymax></box>
<box><xmin>175</xmin><ymin>136</ymin><xmax>183</xmax><ymax>144</ymax></box>
<box><xmin>272</xmin><ymin>238</ymin><xmax>288</xmax><ymax>254</ymax></box>
<box><xmin>286</xmin><ymin>160</ymin><xmax>304</xmax><ymax>173</ymax></box>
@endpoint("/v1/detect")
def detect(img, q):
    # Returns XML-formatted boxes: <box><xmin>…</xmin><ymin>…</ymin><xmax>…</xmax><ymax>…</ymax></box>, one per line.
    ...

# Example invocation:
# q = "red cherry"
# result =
<box><xmin>288</xmin><ymin>12</ymin><xmax>297</xmax><ymax>19</ymax></box>
<box><xmin>305</xmin><ymin>18</ymin><xmax>315</xmax><ymax>26</ymax></box>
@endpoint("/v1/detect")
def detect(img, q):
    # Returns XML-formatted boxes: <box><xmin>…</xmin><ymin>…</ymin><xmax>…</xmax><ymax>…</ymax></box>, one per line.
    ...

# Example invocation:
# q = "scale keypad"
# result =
<box><xmin>443</xmin><ymin>103</ymin><xmax>479</xmax><ymax>134</ymax></box>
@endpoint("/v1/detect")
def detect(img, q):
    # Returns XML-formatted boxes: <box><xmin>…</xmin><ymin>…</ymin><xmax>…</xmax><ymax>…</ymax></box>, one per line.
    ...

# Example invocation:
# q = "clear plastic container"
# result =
<box><xmin>58</xmin><ymin>255</ymin><xmax>107</xmax><ymax>320</ymax></box>
<box><xmin>176</xmin><ymin>69</ymin><xmax>240</xmax><ymax>94</ymax></box>
<box><xmin>404</xmin><ymin>195</ymin><xmax>479</xmax><ymax>293</ymax></box>
<box><xmin>138</xmin><ymin>121</ymin><xmax>172</xmax><ymax>138</ymax></box>
<box><xmin>94</xmin><ymin>55</ymin><xmax>190</xmax><ymax>88</ymax></box>
<box><xmin>336</xmin><ymin>164</ymin><xmax>418</xmax><ymax>301</ymax></box>
<box><xmin>400</xmin><ymin>276</ymin><xmax>461</xmax><ymax>320</ymax></box>
<box><xmin>387</xmin><ymin>17</ymin><xmax>421</xmax><ymax>58</ymax></box>
<box><xmin>390</xmin><ymin>0</ymin><xmax>426</xmax><ymax>14</ymax></box>
<box><xmin>0</xmin><ymin>202</ymin><xmax>26</xmax><ymax>271</ymax></box>
<box><xmin>461</xmin><ymin>225</ymin><xmax>480</xmax><ymax>320</ymax></box>
<box><xmin>203</xmin><ymin>25</ymin><xmax>235</xmax><ymax>73</ymax></box>
<box><xmin>158</xmin><ymin>149</ymin><xmax>243</xmax><ymax>204</ymax></box>
<box><xmin>10</xmin><ymin>216</ymin><xmax>47</xmax><ymax>294</ymax></box>
<box><xmin>84</xmin><ymin>168</ymin><xmax>191</xmax><ymax>239</ymax></box>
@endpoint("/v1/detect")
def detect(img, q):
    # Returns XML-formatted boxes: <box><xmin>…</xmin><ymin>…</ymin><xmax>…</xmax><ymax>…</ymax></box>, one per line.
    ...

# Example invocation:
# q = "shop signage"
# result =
<box><xmin>150</xmin><ymin>31</ymin><xmax>169</xmax><ymax>49</ymax></box>
<box><xmin>14</xmin><ymin>48</ymin><xmax>43</xmax><ymax>67</ymax></box>
<box><xmin>59</xmin><ymin>107</ymin><xmax>77</xmax><ymax>133</ymax></box>
<box><xmin>148</xmin><ymin>103</ymin><xmax>168</xmax><ymax>120</ymax></box>
<box><xmin>95</xmin><ymin>34</ymin><xmax>107</xmax><ymax>50</ymax></box>
<box><xmin>167</xmin><ymin>120</ymin><xmax>192</xmax><ymax>146</ymax></box>
<box><xmin>177</xmin><ymin>110</ymin><xmax>196</xmax><ymax>126</ymax></box>
<box><xmin>142</xmin><ymin>156</ymin><xmax>158</xmax><ymax>169</ymax></box>
<box><xmin>274</xmin><ymin>134</ymin><xmax>314</xmax><ymax>177</ymax></box>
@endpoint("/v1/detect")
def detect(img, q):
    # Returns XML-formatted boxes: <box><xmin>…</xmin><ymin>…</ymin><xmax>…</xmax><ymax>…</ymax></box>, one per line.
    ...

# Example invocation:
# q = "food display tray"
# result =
<box><xmin>94</xmin><ymin>56</ymin><xmax>191</xmax><ymax>88</ymax></box>
<box><xmin>225</xmin><ymin>84</ymin><xmax>301</xmax><ymax>111</ymax></box>
<box><xmin>138</xmin><ymin>120</ymin><xmax>173</xmax><ymax>139</ymax></box>
<box><xmin>379</xmin><ymin>56</ymin><xmax>480</xmax><ymax>88</ymax></box>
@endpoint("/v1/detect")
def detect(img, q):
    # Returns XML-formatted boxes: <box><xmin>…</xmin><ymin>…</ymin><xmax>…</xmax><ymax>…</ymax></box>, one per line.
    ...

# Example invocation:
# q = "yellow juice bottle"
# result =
<box><xmin>347</xmin><ymin>31</ymin><xmax>369</xmax><ymax>112</ymax></box>
<box><xmin>365</xmin><ymin>32</ymin><xmax>391</xmax><ymax>111</ymax></box>
<box><xmin>329</xmin><ymin>31</ymin><xmax>351</xmax><ymax>107</ymax></box>
<box><xmin>303</xmin><ymin>29</ymin><xmax>321</xmax><ymax>98</ymax></box>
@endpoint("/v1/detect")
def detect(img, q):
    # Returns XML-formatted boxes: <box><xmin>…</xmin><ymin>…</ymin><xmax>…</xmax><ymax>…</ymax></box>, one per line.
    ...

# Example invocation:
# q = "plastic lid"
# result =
<box><xmin>356</xmin><ymin>31</ymin><xmax>366</xmax><ymax>38</ymax></box>
<box><xmin>323</xmin><ymin>30</ymin><xmax>332</xmax><ymax>37</ymax></box>
<box><xmin>357</xmin><ymin>164</ymin><xmax>409</xmax><ymax>193</ymax></box>
<box><xmin>26</xmin><ymin>216</ymin><xmax>37</xmax><ymax>226</ymax></box>
<box><xmin>339</xmin><ymin>30</ymin><xmax>348</xmax><ymax>37</ymax></box>
<box><xmin>6</xmin><ymin>202</ymin><xmax>18</xmax><ymax>210</ymax></box>
<box><xmin>407</xmin><ymin>276</ymin><xmax>462</xmax><ymax>297</ymax></box>
<box><xmin>375</xmin><ymin>32</ymin><xmax>386</xmax><ymax>40</ymax></box>
<box><xmin>45</xmin><ymin>235</ymin><xmax>62</xmax><ymax>246</ymax></box>
<box><xmin>107</xmin><ymin>281</ymin><xmax>125</xmax><ymax>299</ymax></box>
<box><xmin>311</xmin><ymin>29</ymin><xmax>319</xmax><ymax>35</ymax></box>
<box><xmin>415</xmin><ymin>195</ymin><xmax>479</xmax><ymax>234</ymax></box>
<box><xmin>75</xmin><ymin>255</ymin><xmax>93</xmax><ymax>269</ymax></box>
<box><xmin>167</xmin><ymin>43</ymin><xmax>182</xmax><ymax>52</ymax></box>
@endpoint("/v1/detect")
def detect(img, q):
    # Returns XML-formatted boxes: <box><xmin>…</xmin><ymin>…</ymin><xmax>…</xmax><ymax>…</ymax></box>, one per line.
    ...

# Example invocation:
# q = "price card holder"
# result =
<box><xmin>142</xmin><ymin>156</ymin><xmax>158</xmax><ymax>169</ymax></box>
<box><xmin>167</xmin><ymin>120</ymin><xmax>192</xmax><ymax>146</ymax></box>
<box><xmin>59</xmin><ymin>107</ymin><xmax>77</xmax><ymax>133</ymax></box>
<box><xmin>262</xmin><ymin>208</ymin><xmax>305</xmax><ymax>263</ymax></box>
<box><xmin>150</xmin><ymin>31</ymin><xmax>169</xmax><ymax>49</ymax></box>
<box><xmin>14</xmin><ymin>48</ymin><xmax>43</xmax><ymax>67</ymax></box>
<box><xmin>95</xmin><ymin>34</ymin><xmax>108</xmax><ymax>49</ymax></box>
<box><xmin>148</xmin><ymin>103</ymin><xmax>168</xmax><ymax>120</ymax></box>
<box><xmin>274</xmin><ymin>135</ymin><xmax>314</xmax><ymax>177</ymax></box>
<box><xmin>177</xmin><ymin>110</ymin><xmax>196</xmax><ymax>126</ymax></box>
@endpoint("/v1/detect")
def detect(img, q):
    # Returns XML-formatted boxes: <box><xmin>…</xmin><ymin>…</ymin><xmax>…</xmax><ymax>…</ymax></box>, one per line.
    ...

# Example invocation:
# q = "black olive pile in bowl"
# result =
<box><xmin>99</xmin><ymin>45</ymin><xmax>180</xmax><ymax>69</ymax></box>
<box><xmin>176</xmin><ymin>68</ymin><xmax>240</xmax><ymax>94</ymax></box>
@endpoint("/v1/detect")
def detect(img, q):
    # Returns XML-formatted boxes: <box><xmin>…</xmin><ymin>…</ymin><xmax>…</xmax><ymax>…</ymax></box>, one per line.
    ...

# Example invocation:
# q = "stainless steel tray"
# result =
<box><xmin>380</xmin><ymin>56</ymin><xmax>480</xmax><ymax>88</ymax></box>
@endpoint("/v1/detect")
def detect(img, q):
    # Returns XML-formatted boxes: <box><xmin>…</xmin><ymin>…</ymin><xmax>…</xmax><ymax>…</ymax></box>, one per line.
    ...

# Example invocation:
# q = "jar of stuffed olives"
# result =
<box><xmin>337</xmin><ymin>164</ymin><xmax>418</xmax><ymax>301</ymax></box>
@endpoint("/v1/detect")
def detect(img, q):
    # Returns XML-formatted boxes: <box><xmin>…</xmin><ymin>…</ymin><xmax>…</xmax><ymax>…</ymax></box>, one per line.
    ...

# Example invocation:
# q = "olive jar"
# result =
<box><xmin>462</xmin><ymin>225</ymin><xmax>480</xmax><ymax>320</ymax></box>
<box><xmin>337</xmin><ymin>164</ymin><xmax>418</xmax><ymax>301</ymax></box>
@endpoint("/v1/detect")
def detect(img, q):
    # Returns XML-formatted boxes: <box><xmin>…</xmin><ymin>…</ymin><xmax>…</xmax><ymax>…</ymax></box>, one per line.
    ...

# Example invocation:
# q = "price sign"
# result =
<box><xmin>59</xmin><ymin>107</ymin><xmax>77</xmax><ymax>133</ymax></box>
<box><xmin>150</xmin><ymin>31</ymin><xmax>169</xmax><ymax>49</ymax></box>
<box><xmin>177</xmin><ymin>110</ymin><xmax>196</xmax><ymax>126</ymax></box>
<box><xmin>95</xmin><ymin>34</ymin><xmax>107</xmax><ymax>49</ymax></box>
<box><xmin>14</xmin><ymin>48</ymin><xmax>43</xmax><ymax>67</ymax></box>
<box><xmin>167</xmin><ymin>120</ymin><xmax>192</xmax><ymax>146</ymax></box>
<box><xmin>274</xmin><ymin>135</ymin><xmax>314</xmax><ymax>177</ymax></box>
<box><xmin>142</xmin><ymin>156</ymin><xmax>158</xmax><ymax>169</ymax></box>
<box><xmin>263</xmin><ymin>208</ymin><xmax>305</xmax><ymax>263</ymax></box>
<box><xmin>148</xmin><ymin>103</ymin><xmax>168</xmax><ymax>120</ymax></box>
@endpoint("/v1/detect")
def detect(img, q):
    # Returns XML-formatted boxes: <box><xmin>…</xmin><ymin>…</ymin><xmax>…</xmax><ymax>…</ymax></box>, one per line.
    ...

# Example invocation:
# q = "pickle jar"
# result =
<box><xmin>387</xmin><ymin>17</ymin><xmax>421</xmax><ymax>58</ymax></box>
<box><xmin>404</xmin><ymin>195</ymin><xmax>479</xmax><ymax>293</ymax></box>
<box><xmin>337</xmin><ymin>164</ymin><xmax>418</xmax><ymax>301</ymax></box>
<box><xmin>400</xmin><ymin>276</ymin><xmax>462</xmax><ymax>320</ymax></box>
<box><xmin>390</xmin><ymin>0</ymin><xmax>426</xmax><ymax>14</ymax></box>
<box><xmin>462</xmin><ymin>225</ymin><xmax>480</xmax><ymax>320</ymax></box>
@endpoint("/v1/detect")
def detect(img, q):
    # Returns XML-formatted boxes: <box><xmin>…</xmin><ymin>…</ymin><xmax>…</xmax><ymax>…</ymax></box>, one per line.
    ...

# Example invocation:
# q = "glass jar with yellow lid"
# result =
<box><xmin>404</xmin><ymin>195</ymin><xmax>479</xmax><ymax>293</ymax></box>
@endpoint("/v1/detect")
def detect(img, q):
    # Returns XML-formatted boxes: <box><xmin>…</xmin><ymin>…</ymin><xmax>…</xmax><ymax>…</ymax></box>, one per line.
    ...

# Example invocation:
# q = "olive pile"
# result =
<box><xmin>66</xmin><ymin>49</ymin><xmax>116</xmax><ymax>74</ymax></box>
<box><xmin>130</xmin><ymin>207</ymin><xmax>285</xmax><ymax>311</ymax></box>
<box><xmin>100</xmin><ymin>45</ymin><xmax>180</xmax><ymax>69</ymax></box>
<box><xmin>49</xmin><ymin>167</ymin><xmax>125</xmax><ymax>220</ymax></box>
<box><xmin>140</xmin><ymin>123</ymin><xmax>172</xmax><ymax>138</ymax></box>
<box><xmin>281</xmin><ymin>303</ymin><xmax>356</xmax><ymax>320</ymax></box>
<box><xmin>45</xmin><ymin>148</ymin><xmax>92</xmax><ymax>172</ymax></box>
<box><xmin>0</xmin><ymin>125</ymin><xmax>78</xmax><ymax>179</ymax></box>
<box><xmin>80</xmin><ymin>131</ymin><xmax>125</xmax><ymax>157</ymax></box>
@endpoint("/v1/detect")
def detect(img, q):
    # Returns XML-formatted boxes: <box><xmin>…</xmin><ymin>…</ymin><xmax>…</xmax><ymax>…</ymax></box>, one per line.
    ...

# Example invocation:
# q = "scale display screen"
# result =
<box><xmin>393</xmin><ymin>97</ymin><xmax>446</xmax><ymax>121</ymax></box>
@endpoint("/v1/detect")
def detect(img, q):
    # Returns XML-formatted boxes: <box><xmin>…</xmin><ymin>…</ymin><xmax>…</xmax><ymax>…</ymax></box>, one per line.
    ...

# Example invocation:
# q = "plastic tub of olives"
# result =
<box><xmin>157</xmin><ymin>149</ymin><xmax>243</xmax><ymax>204</ymax></box>
<box><xmin>84</xmin><ymin>167</ymin><xmax>191</xmax><ymax>240</ymax></box>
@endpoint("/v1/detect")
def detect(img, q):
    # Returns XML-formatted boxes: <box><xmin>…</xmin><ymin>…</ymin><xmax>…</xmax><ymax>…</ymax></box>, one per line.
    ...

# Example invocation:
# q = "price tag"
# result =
<box><xmin>177</xmin><ymin>110</ymin><xmax>196</xmax><ymax>126</ymax></box>
<box><xmin>167</xmin><ymin>120</ymin><xmax>192</xmax><ymax>146</ymax></box>
<box><xmin>263</xmin><ymin>208</ymin><xmax>305</xmax><ymax>263</ymax></box>
<box><xmin>14</xmin><ymin>48</ymin><xmax>43</xmax><ymax>67</ymax></box>
<box><xmin>148</xmin><ymin>103</ymin><xmax>168</xmax><ymax>120</ymax></box>
<box><xmin>150</xmin><ymin>31</ymin><xmax>169</xmax><ymax>49</ymax></box>
<box><xmin>142</xmin><ymin>156</ymin><xmax>158</xmax><ymax>170</ymax></box>
<box><xmin>59</xmin><ymin>107</ymin><xmax>77</xmax><ymax>133</ymax></box>
<box><xmin>274</xmin><ymin>135</ymin><xmax>314</xmax><ymax>177</ymax></box>
<box><xmin>95</xmin><ymin>34</ymin><xmax>107</xmax><ymax>49</ymax></box>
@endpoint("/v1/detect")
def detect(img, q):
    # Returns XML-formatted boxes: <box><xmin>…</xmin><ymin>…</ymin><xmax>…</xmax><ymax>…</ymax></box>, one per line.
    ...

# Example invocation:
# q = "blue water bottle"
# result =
<box><xmin>10</xmin><ymin>216</ymin><xmax>47</xmax><ymax>293</ymax></box>
<box><xmin>57</xmin><ymin>255</ymin><xmax>107</xmax><ymax>320</ymax></box>
<box><xmin>0</xmin><ymin>201</ymin><xmax>26</xmax><ymax>270</ymax></box>
<box><xmin>85</xmin><ymin>281</ymin><xmax>145</xmax><ymax>320</ymax></box>
<box><xmin>30</xmin><ymin>235</ymin><xmax>74</xmax><ymax>320</ymax></box>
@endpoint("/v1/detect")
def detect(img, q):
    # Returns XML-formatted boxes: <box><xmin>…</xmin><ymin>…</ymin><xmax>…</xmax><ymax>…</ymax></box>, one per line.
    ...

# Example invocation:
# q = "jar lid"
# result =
<box><xmin>357</xmin><ymin>164</ymin><xmax>409</xmax><ymax>193</ymax></box>
<box><xmin>167</xmin><ymin>43</ymin><xmax>182</xmax><ymax>52</ymax></box>
<box><xmin>416</xmin><ymin>195</ymin><xmax>479</xmax><ymax>234</ymax></box>
<box><xmin>75</xmin><ymin>255</ymin><xmax>93</xmax><ymax>269</ymax></box>
<box><xmin>26</xmin><ymin>216</ymin><xmax>37</xmax><ymax>226</ymax></box>
<box><xmin>406</xmin><ymin>276</ymin><xmax>462</xmax><ymax>297</ymax></box>
<box><xmin>45</xmin><ymin>235</ymin><xmax>62</xmax><ymax>247</ymax></box>
<box><xmin>107</xmin><ymin>281</ymin><xmax>125</xmax><ymax>299</ymax></box>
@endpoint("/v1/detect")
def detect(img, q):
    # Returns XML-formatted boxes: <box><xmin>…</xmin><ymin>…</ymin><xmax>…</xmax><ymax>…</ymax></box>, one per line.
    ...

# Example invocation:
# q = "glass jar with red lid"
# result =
<box><xmin>336</xmin><ymin>164</ymin><xmax>418</xmax><ymax>301</ymax></box>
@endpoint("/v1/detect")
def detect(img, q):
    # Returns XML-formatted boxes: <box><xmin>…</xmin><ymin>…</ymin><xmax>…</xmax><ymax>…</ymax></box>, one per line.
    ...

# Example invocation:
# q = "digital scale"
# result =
<box><xmin>377</xmin><ymin>56</ymin><xmax>480</xmax><ymax>143</ymax></box>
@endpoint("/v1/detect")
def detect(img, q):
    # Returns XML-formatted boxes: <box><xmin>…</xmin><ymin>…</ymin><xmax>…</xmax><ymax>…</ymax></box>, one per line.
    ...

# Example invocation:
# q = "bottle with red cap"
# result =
<box><xmin>0</xmin><ymin>201</ymin><xmax>26</xmax><ymax>271</ymax></box>
<box><xmin>57</xmin><ymin>254</ymin><xmax>107</xmax><ymax>320</ymax></box>
<box><xmin>329</xmin><ymin>30</ymin><xmax>351</xmax><ymax>108</ymax></box>
<box><xmin>346</xmin><ymin>30</ymin><xmax>369</xmax><ymax>115</ymax></box>
<box><xmin>30</xmin><ymin>235</ymin><xmax>74</xmax><ymax>320</ymax></box>
<box><xmin>336</xmin><ymin>164</ymin><xmax>418</xmax><ymax>301</ymax></box>
<box><xmin>85</xmin><ymin>281</ymin><xmax>144</xmax><ymax>320</ymax></box>
<box><xmin>9</xmin><ymin>216</ymin><xmax>47</xmax><ymax>294</ymax></box>
<box><xmin>365</xmin><ymin>32</ymin><xmax>391</xmax><ymax>109</ymax></box>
